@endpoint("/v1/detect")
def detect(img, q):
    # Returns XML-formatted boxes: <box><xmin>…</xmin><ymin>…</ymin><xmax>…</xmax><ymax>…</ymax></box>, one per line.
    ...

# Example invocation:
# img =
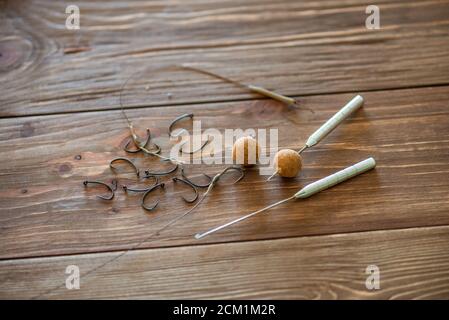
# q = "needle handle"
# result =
<box><xmin>195</xmin><ymin>158</ymin><xmax>376</xmax><ymax>240</ymax></box>
<box><xmin>305</xmin><ymin>95</ymin><xmax>364</xmax><ymax>148</ymax></box>
<box><xmin>295</xmin><ymin>157</ymin><xmax>376</xmax><ymax>199</ymax></box>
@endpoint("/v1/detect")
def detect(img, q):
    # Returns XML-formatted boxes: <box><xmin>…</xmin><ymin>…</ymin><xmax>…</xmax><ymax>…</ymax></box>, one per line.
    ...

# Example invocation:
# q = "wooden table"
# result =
<box><xmin>1</xmin><ymin>0</ymin><xmax>449</xmax><ymax>299</ymax></box>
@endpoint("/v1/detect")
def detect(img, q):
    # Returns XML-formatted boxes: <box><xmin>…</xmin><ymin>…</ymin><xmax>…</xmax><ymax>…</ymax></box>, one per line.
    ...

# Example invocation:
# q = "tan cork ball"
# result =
<box><xmin>273</xmin><ymin>149</ymin><xmax>302</xmax><ymax>177</ymax></box>
<box><xmin>232</xmin><ymin>136</ymin><xmax>260</xmax><ymax>167</ymax></box>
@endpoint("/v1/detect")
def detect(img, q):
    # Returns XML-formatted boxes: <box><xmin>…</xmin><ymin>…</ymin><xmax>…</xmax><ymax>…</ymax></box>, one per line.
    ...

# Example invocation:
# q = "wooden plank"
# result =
<box><xmin>1</xmin><ymin>0</ymin><xmax>449</xmax><ymax>116</ymax></box>
<box><xmin>0</xmin><ymin>86</ymin><xmax>448</xmax><ymax>259</ymax></box>
<box><xmin>1</xmin><ymin>225</ymin><xmax>449</xmax><ymax>299</ymax></box>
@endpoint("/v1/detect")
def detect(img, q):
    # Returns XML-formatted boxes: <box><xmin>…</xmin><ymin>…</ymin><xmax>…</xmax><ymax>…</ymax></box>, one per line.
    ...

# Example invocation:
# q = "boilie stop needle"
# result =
<box><xmin>268</xmin><ymin>95</ymin><xmax>365</xmax><ymax>180</ymax></box>
<box><xmin>298</xmin><ymin>95</ymin><xmax>364</xmax><ymax>154</ymax></box>
<box><xmin>195</xmin><ymin>157</ymin><xmax>376</xmax><ymax>239</ymax></box>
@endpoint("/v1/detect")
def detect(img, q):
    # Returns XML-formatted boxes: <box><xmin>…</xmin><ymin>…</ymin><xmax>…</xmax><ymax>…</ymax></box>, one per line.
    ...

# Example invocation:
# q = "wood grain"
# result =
<box><xmin>2</xmin><ymin>0</ymin><xmax>449</xmax><ymax>300</ymax></box>
<box><xmin>1</xmin><ymin>0</ymin><xmax>449</xmax><ymax>116</ymax></box>
<box><xmin>1</xmin><ymin>86</ymin><xmax>448</xmax><ymax>259</ymax></box>
<box><xmin>1</xmin><ymin>225</ymin><xmax>449</xmax><ymax>299</ymax></box>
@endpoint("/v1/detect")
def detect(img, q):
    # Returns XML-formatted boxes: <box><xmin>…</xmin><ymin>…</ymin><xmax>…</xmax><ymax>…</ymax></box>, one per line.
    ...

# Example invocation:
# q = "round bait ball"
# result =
<box><xmin>232</xmin><ymin>136</ymin><xmax>260</xmax><ymax>167</ymax></box>
<box><xmin>273</xmin><ymin>149</ymin><xmax>302</xmax><ymax>177</ymax></box>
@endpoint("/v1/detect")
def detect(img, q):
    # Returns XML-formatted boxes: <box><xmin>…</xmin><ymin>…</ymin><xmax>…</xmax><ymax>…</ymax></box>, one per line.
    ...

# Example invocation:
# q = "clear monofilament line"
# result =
<box><xmin>195</xmin><ymin>195</ymin><xmax>295</xmax><ymax>239</ymax></box>
<box><xmin>154</xmin><ymin>166</ymin><xmax>243</xmax><ymax>235</ymax></box>
<box><xmin>155</xmin><ymin>183</ymin><xmax>213</xmax><ymax>236</ymax></box>
<box><xmin>141</xmin><ymin>147</ymin><xmax>185</xmax><ymax>164</ymax></box>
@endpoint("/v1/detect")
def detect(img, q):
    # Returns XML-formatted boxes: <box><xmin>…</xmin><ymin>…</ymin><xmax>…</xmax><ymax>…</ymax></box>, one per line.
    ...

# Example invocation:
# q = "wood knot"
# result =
<box><xmin>20</xmin><ymin>122</ymin><xmax>35</xmax><ymax>137</ymax></box>
<box><xmin>0</xmin><ymin>37</ymin><xmax>33</xmax><ymax>73</ymax></box>
<box><xmin>58</xmin><ymin>163</ymin><xmax>73</xmax><ymax>177</ymax></box>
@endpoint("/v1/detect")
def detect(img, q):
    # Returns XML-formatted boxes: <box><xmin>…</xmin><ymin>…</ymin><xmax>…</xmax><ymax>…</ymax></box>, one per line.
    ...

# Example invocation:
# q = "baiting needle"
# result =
<box><xmin>297</xmin><ymin>95</ymin><xmax>364</xmax><ymax>155</ymax></box>
<box><xmin>266</xmin><ymin>95</ymin><xmax>365</xmax><ymax>181</ymax></box>
<box><xmin>195</xmin><ymin>157</ymin><xmax>376</xmax><ymax>239</ymax></box>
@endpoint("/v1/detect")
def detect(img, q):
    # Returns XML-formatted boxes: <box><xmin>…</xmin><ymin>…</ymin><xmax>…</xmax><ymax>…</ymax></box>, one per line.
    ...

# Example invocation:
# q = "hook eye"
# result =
<box><xmin>172</xmin><ymin>177</ymin><xmax>198</xmax><ymax>203</ymax></box>
<box><xmin>83</xmin><ymin>180</ymin><xmax>115</xmax><ymax>200</ymax></box>
<box><xmin>142</xmin><ymin>183</ymin><xmax>165</xmax><ymax>211</ymax></box>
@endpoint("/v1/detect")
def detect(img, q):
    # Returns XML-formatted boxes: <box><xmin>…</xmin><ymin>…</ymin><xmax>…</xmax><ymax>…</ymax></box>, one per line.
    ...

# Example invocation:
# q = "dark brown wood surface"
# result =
<box><xmin>2</xmin><ymin>226</ymin><xmax>449</xmax><ymax>299</ymax></box>
<box><xmin>1</xmin><ymin>0</ymin><xmax>449</xmax><ymax>116</ymax></box>
<box><xmin>1</xmin><ymin>0</ymin><xmax>449</xmax><ymax>299</ymax></box>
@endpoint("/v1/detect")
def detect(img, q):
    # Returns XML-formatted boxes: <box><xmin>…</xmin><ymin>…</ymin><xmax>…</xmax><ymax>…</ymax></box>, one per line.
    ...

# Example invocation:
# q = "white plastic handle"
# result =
<box><xmin>305</xmin><ymin>95</ymin><xmax>364</xmax><ymax>148</ymax></box>
<box><xmin>195</xmin><ymin>157</ymin><xmax>376</xmax><ymax>240</ymax></box>
<box><xmin>294</xmin><ymin>157</ymin><xmax>376</xmax><ymax>198</ymax></box>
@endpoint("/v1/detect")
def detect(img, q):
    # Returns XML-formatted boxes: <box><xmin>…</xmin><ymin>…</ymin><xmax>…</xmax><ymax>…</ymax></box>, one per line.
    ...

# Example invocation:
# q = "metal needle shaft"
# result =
<box><xmin>297</xmin><ymin>145</ymin><xmax>308</xmax><ymax>154</ymax></box>
<box><xmin>195</xmin><ymin>196</ymin><xmax>295</xmax><ymax>239</ymax></box>
<box><xmin>195</xmin><ymin>157</ymin><xmax>376</xmax><ymax>239</ymax></box>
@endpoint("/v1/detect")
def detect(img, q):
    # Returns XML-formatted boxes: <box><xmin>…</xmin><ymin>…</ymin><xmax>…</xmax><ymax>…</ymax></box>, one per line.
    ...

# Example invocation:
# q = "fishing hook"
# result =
<box><xmin>180</xmin><ymin>135</ymin><xmax>212</xmax><ymax>154</ymax></box>
<box><xmin>83</xmin><ymin>180</ymin><xmax>115</xmax><ymax>200</ymax></box>
<box><xmin>110</xmin><ymin>157</ymin><xmax>140</xmax><ymax>177</ymax></box>
<box><xmin>172</xmin><ymin>177</ymin><xmax>198</xmax><ymax>203</ymax></box>
<box><xmin>124</xmin><ymin>128</ymin><xmax>160</xmax><ymax>154</ymax></box>
<box><xmin>153</xmin><ymin>165</ymin><xmax>245</xmax><ymax>236</ymax></box>
<box><xmin>211</xmin><ymin>166</ymin><xmax>245</xmax><ymax>186</ymax></box>
<box><xmin>169</xmin><ymin>113</ymin><xmax>193</xmax><ymax>138</ymax></box>
<box><xmin>122</xmin><ymin>176</ymin><xmax>159</xmax><ymax>193</ymax></box>
<box><xmin>144</xmin><ymin>163</ymin><xmax>178</xmax><ymax>176</ymax></box>
<box><xmin>142</xmin><ymin>182</ymin><xmax>165</xmax><ymax>211</ymax></box>
<box><xmin>143</xmin><ymin>142</ymin><xmax>161</xmax><ymax>155</ymax></box>
<box><xmin>119</xmin><ymin>82</ymin><xmax>181</xmax><ymax>163</ymax></box>
<box><xmin>180</xmin><ymin>167</ymin><xmax>212</xmax><ymax>188</ymax></box>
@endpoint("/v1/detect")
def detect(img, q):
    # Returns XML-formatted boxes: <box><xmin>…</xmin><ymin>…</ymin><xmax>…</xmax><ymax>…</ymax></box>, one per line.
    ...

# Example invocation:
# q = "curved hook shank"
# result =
<box><xmin>180</xmin><ymin>136</ymin><xmax>211</xmax><ymax>154</ymax></box>
<box><xmin>145</xmin><ymin>163</ymin><xmax>178</xmax><ymax>176</ymax></box>
<box><xmin>172</xmin><ymin>177</ymin><xmax>198</xmax><ymax>203</ymax></box>
<box><xmin>110</xmin><ymin>157</ymin><xmax>140</xmax><ymax>177</ymax></box>
<box><xmin>169</xmin><ymin>113</ymin><xmax>193</xmax><ymax>138</ymax></box>
<box><xmin>83</xmin><ymin>180</ymin><xmax>115</xmax><ymax>200</ymax></box>
<box><xmin>213</xmin><ymin>166</ymin><xmax>245</xmax><ymax>185</ymax></box>
<box><xmin>142</xmin><ymin>183</ymin><xmax>165</xmax><ymax>211</ymax></box>
<box><xmin>181</xmin><ymin>167</ymin><xmax>212</xmax><ymax>188</ymax></box>
<box><xmin>124</xmin><ymin>128</ymin><xmax>152</xmax><ymax>153</ymax></box>
<box><xmin>123</xmin><ymin>176</ymin><xmax>159</xmax><ymax>193</ymax></box>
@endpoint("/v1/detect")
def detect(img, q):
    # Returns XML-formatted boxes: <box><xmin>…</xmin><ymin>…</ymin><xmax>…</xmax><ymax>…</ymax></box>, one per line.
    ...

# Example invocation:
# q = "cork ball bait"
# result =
<box><xmin>232</xmin><ymin>136</ymin><xmax>260</xmax><ymax>167</ymax></box>
<box><xmin>273</xmin><ymin>149</ymin><xmax>302</xmax><ymax>177</ymax></box>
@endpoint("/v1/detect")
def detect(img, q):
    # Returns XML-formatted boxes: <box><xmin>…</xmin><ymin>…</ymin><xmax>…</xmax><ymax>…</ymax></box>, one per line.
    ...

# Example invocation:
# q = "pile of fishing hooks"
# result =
<box><xmin>83</xmin><ymin>112</ymin><xmax>245</xmax><ymax>213</ymax></box>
